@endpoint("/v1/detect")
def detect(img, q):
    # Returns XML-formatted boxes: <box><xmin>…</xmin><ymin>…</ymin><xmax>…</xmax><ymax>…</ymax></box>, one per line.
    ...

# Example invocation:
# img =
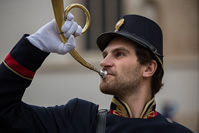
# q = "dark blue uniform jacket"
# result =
<box><xmin>0</xmin><ymin>35</ymin><xmax>193</xmax><ymax>133</ymax></box>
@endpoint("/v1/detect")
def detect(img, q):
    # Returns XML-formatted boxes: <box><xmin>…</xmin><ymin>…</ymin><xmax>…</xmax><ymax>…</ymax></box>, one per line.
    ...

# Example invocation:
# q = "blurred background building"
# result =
<box><xmin>0</xmin><ymin>0</ymin><xmax>198</xmax><ymax>132</ymax></box>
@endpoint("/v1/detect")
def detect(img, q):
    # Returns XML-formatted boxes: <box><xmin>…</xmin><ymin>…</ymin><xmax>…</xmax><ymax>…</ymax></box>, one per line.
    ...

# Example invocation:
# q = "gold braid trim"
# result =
<box><xmin>155</xmin><ymin>54</ymin><xmax>164</xmax><ymax>72</ymax></box>
<box><xmin>112</xmin><ymin>97</ymin><xmax>132</xmax><ymax>118</ymax></box>
<box><xmin>3</xmin><ymin>61</ymin><xmax>32</xmax><ymax>80</ymax></box>
<box><xmin>140</xmin><ymin>97</ymin><xmax>156</xmax><ymax>119</ymax></box>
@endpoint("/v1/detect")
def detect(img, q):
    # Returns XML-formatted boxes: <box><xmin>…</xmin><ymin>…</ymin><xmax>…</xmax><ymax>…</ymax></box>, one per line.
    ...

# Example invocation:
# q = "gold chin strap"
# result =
<box><xmin>51</xmin><ymin>0</ymin><xmax>107</xmax><ymax>78</ymax></box>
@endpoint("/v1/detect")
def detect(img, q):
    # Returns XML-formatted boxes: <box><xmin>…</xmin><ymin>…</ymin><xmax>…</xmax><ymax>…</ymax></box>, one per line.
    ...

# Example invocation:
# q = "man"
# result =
<box><xmin>0</xmin><ymin>12</ymin><xmax>192</xmax><ymax>132</ymax></box>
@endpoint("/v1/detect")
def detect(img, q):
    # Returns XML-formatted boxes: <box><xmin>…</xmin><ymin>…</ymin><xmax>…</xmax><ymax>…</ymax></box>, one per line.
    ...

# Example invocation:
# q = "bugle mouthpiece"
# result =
<box><xmin>99</xmin><ymin>70</ymin><xmax>107</xmax><ymax>78</ymax></box>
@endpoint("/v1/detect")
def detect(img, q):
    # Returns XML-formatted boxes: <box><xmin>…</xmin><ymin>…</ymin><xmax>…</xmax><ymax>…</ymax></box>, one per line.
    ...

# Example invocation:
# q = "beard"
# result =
<box><xmin>99</xmin><ymin>64</ymin><xmax>142</xmax><ymax>99</ymax></box>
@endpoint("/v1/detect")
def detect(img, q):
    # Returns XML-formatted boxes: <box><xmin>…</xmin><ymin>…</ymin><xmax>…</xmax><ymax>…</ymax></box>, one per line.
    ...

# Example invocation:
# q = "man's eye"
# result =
<box><xmin>116</xmin><ymin>52</ymin><xmax>125</xmax><ymax>57</ymax></box>
<box><xmin>102</xmin><ymin>54</ymin><xmax>107</xmax><ymax>59</ymax></box>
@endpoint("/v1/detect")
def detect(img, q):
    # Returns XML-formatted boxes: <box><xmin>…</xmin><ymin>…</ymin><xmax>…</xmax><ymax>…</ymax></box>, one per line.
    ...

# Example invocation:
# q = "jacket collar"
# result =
<box><xmin>110</xmin><ymin>96</ymin><xmax>157</xmax><ymax>119</ymax></box>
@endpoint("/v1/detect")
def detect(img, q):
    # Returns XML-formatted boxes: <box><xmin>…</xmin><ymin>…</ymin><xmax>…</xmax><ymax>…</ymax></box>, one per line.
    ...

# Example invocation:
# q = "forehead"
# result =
<box><xmin>103</xmin><ymin>37</ymin><xmax>136</xmax><ymax>52</ymax></box>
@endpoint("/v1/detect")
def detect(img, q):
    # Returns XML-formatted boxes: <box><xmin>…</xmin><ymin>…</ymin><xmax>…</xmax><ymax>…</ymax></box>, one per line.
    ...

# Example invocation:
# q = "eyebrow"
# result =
<box><xmin>102</xmin><ymin>47</ymin><xmax>130</xmax><ymax>56</ymax></box>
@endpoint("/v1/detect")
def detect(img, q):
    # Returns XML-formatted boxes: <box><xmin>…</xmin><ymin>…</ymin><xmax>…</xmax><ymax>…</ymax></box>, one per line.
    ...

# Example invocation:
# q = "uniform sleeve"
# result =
<box><xmin>0</xmin><ymin>35</ymin><xmax>99</xmax><ymax>133</ymax></box>
<box><xmin>0</xmin><ymin>34</ymin><xmax>49</xmax><ymax>132</ymax></box>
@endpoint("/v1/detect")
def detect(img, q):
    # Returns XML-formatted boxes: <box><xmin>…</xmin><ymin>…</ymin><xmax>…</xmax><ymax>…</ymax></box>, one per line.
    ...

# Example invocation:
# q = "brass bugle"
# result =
<box><xmin>51</xmin><ymin>0</ymin><xmax>107</xmax><ymax>78</ymax></box>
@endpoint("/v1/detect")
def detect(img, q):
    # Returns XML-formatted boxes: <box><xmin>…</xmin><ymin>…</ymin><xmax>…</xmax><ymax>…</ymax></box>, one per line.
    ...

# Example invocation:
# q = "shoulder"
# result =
<box><xmin>66</xmin><ymin>98</ymin><xmax>99</xmax><ymax>132</ymax></box>
<box><xmin>46</xmin><ymin>98</ymin><xmax>99</xmax><ymax>115</ymax></box>
<box><xmin>155</xmin><ymin>112</ymin><xmax>193</xmax><ymax>132</ymax></box>
<box><xmin>68</xmin><ymin>98</ymin><xmax>98</xmax><ymax>109</ymax></box>
<box><xmin>67</xmin><ymin>98</ymin><xmax>99</xmax><ymax>116</ymax></box>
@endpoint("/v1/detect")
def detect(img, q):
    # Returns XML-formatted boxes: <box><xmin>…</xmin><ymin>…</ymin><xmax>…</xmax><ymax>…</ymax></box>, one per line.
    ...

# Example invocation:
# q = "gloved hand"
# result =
<box><xmin>27</xmin><ymin>12</ymin><xmax>82</xmax><ymax>54</ymax></box>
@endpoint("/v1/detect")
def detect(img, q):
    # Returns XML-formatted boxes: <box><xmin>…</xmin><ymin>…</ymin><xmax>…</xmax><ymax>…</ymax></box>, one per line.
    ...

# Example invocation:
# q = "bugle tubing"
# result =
<box><xmin>51</xmin><ymin>0</ymin><xmax>97</xmax><ymax>72</ymax></box>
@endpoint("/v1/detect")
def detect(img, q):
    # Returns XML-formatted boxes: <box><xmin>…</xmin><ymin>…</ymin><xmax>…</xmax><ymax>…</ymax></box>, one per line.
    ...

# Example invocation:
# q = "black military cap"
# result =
<box><xmin>97</xmin><ymin>15</ymin><xmax>164</xmax><ymax>72</ymax></box>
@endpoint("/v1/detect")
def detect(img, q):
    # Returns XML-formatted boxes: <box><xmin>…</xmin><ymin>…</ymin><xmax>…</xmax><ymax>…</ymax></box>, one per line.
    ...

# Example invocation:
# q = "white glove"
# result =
<box><xmin>27</xmin><ymin>12</ymin><xmax>82</xmax><ymax>54</ymax></box>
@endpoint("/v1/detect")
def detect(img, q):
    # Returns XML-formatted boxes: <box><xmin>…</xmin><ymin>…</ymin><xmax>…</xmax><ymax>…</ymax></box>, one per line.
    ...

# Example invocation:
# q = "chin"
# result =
<box><xmin>99</xmin><ymin>81</ymin><xmax>114</xmax><ymax>95</ymax></box>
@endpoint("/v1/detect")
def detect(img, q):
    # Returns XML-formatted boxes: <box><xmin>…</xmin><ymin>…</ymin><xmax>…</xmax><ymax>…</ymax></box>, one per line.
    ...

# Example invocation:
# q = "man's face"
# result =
<box><xmin>99</xmin><ymin>37</ymin><xmax>144</xmax><ymax>98</ymax></box>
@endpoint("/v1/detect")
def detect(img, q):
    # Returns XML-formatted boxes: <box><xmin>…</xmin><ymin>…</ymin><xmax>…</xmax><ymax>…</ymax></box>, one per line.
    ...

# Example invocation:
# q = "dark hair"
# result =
<box><xmin>133</xmin><ymin>43</ymin><xmax>164</xmax><ymax>96</ymax></box>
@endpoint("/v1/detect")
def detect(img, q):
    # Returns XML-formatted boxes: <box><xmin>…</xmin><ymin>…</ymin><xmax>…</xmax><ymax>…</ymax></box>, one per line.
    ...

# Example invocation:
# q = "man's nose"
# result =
<box><xmin>100</xmin><ymin>55</ymin><xmax>113</xmax><ymax>68</ymax></box>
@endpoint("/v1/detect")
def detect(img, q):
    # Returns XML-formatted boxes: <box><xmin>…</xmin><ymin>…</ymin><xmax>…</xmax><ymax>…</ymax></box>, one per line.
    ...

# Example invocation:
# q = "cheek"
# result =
<box><xmin>118</xmin><ymin>62</ymin><xmax>140</xmax><ymax>78</ymax></box>
<box><xmin>118</xmin><ymin>62</ymin><xmax>134</xmax><ymax>72</ymax></box>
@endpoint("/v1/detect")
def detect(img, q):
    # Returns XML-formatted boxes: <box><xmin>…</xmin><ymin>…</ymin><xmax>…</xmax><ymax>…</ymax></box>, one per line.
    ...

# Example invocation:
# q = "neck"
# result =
<box><xmin>123</xmin><ymin>93</ymin><xmax>152</xmax><ymax>118</ymax></box>
<box><xmin>119</xmin><ymin>81</ymin><xmax>152</xmax><ymax>118</ymax></box>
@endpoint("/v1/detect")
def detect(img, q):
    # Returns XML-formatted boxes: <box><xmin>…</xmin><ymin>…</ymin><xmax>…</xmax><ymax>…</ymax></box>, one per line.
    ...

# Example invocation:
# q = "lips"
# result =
<box><xmin>102</xmin><ymin>69</ymin><xmax>115</xmax><ymax>77</ymax></box>
<box><xmin>106</xmin><ymin>70</ymin><xmax>116</xmax><ymax>76</ymax></box>
<box><xmin>107</xmin><ymin>72</ymin><xmax>114</xmax><ymax>76</ymax></box>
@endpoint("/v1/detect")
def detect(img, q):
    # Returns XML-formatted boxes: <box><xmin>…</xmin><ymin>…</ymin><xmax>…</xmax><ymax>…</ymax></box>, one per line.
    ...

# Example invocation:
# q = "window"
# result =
<box><xmin>85</xmin><ymin>0</ymin><xmax>122</xmax><ymax>50</ymax></box>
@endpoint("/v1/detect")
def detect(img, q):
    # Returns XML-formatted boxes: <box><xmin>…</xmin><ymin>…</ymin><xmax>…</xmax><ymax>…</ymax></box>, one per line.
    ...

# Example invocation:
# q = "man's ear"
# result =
<box><xmin>142</xmin><ymin>60</ymin><xmax>157</xmax><ymax>78</ymax></box>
